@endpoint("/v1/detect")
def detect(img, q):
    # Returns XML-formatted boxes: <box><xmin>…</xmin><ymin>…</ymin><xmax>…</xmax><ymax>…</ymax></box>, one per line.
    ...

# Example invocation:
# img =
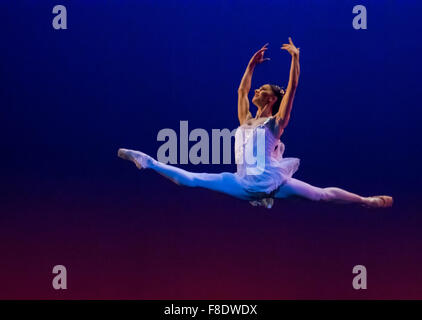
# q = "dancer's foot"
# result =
<box><xmin>363</xmin><ymin>195</ymin><xmax>393</xmax><ymax>208</ymax></box>
<box><xmin>118</xmin><ymin>148</ymin><xmax>154</xmax><ymax>169</ymax></box>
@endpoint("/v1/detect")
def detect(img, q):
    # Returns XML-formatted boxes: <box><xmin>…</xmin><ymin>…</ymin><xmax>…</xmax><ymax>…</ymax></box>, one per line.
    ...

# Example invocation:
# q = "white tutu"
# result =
<box><xmin>234</xmin><ymin>117</ymin><xmax>300</xmax><ymax>208</ymax></box>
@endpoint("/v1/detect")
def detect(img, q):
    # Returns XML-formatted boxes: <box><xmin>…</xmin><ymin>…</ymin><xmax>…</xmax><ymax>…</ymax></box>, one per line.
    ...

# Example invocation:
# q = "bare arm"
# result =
<box><xmin>275</xmin><ymin>37</ymin><xmax>300</xmax><ymax>129</ymax></box>
<box><xmin>238</xmin><ymin>43</ymin><xmax>270</xmax><ymax>125</ymax></box>
<box><xmin>237</xmin><ymin>64</ymin><xmax>254</xmax><ymax>124</ymax></box>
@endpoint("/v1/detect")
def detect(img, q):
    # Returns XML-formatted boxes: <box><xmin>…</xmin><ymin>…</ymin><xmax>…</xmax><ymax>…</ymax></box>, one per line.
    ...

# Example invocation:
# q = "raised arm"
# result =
<box><xmin>237</xmin><ymin>43</ymin><xmax>270</xmax><ymax>125</ymax></box>
<box><xmin>275</xmin><ymin>37</ymin><xmax>300</xmax><ymax>129</ymax></box>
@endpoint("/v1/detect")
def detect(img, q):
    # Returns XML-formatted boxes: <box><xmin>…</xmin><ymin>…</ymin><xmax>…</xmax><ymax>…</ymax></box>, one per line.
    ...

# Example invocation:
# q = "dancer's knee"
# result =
<box><xmin>278</xmin><ymin>179</ymin><xmax>327</xmax><ymax>201</ymax></box>
<box><xmin>318</xmin><ymin>187</ymin><xmax>340</xmax><ymax>202</ymax></box>
<box><xmin>191</xmin><ymin>172</ymin><xmax>244</xmax><ymax>196</ymax></box>
<box><xmin>188</xmin><ymin>172</ymin><xmax>215</xmax><ymax>188</ymax></box>
<box><xmin>307</xmin><ymin>187</ymin><xmax>332</xmax><ymax>202</ymax></box>
<box><xmin>171</xmin><ymin>172</ymin><xmax>222</xmax><ymax>188</ymax></box>
<box><xmin>170</xmin><ymin>172</ymin><xmax>198</xmax><ymax>187</ymax></box>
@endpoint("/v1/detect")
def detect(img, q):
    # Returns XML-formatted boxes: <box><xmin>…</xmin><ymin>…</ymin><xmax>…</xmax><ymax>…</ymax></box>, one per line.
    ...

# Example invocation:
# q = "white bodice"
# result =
<box><xmin>234</xmin><ymin>117</ymin><xmax>285</xmax><ymax>177</ymax></box>
<box><xmin>233</xmin><ymin>116</ymin><xmax>300</xmax><ymax>208</ymax></box>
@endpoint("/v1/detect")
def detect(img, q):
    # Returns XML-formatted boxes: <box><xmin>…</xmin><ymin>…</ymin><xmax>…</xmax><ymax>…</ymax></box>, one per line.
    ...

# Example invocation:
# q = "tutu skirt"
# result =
<box><xmin>235</xmin><ymin>141</ymin><xmax>300</xmax><ymax>208</ymax></box>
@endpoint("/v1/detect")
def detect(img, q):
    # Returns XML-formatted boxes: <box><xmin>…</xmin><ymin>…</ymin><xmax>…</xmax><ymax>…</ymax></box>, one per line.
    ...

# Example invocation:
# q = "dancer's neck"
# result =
<box><xmin>255</xmin><ymin>104</ymin><xmax>272</xmax><ymax>119</ymax></box>
<box><xmin>255</xmin><ymin>111</ymin><xmax>272</xmax><ymax>119</ymax></box>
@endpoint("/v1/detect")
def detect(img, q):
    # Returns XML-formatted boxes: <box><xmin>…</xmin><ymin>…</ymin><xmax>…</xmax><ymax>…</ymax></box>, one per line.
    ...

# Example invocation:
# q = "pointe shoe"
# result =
<box><xmin>117</xmin><ymin>148</ymin><xmax>151</xmax><ymax>169</ymax></box>
<box><xmin>364</xmin><ymin>195</ymin><xmax>393</xmax><ymax>208</ymax></box>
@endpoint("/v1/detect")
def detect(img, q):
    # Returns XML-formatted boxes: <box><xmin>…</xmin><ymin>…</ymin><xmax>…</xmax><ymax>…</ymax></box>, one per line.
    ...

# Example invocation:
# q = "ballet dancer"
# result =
<box><xmin>118</xmin><ymin>38</ymin><xmax>393</xmax><ymax>209</ymax></box>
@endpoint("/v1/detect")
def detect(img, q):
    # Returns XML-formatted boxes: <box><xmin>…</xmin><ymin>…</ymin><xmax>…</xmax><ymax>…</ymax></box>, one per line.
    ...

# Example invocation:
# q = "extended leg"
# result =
<box><xmin>118</xmin><ymin>148</ymin><xmax>251</xmax><ymax>200</ymax></box>
<box><xmin>274</xmin><ymin>178</ymin><xmax>392</xmax><ymax>207</ymax></box>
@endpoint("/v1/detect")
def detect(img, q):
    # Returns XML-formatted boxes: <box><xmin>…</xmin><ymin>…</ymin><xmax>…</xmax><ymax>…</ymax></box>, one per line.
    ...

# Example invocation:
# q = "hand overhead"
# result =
<box><xmin>281</xmin><ymin>37</ymin><xmax>300</xmax><ymax>57</ymax></box>
<box><xmin>249</xmin><ymin>43</ymin><xmax>271</xmax><ymax>67</ymax></box>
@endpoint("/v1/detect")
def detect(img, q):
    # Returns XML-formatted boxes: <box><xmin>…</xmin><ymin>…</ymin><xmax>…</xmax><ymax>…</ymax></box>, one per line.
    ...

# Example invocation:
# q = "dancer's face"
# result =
<box><xmin>252</xmin><ymin>84</ymin><xmax>276</xmax><ymax>108</ymax></box>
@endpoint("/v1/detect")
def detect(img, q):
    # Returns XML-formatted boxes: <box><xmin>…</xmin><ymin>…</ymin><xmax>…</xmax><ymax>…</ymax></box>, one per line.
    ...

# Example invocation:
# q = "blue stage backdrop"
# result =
<box><xmin>0</xmin><ymin>0</ymin><xmax>421</xmax><ymax>298</ymax></box>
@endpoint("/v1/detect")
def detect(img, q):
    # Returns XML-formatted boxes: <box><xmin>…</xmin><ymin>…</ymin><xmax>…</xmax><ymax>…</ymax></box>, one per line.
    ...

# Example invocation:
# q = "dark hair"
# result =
<box><xmin>269</xmin><ymin>85</ymin><xmax>285</xmax><ymax>116</ymax></box>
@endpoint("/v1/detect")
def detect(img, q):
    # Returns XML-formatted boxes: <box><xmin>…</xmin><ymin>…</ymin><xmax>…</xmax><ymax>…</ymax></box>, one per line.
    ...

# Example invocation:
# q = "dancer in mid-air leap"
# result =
<box><xmin>118</xmin><ymin>38</ymin><xmax>393</xmax><ymax>209</ymax></box>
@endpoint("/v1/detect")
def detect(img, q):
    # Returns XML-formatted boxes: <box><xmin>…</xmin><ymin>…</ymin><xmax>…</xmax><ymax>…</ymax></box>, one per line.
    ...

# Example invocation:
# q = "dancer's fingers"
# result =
<box><xmin>289</xmin><ymin>37</ymin><xmax>294</xmax><ymax>45</ymax></box>
<box><xmin>252</xmin><ymin>48</ymin><xmax>267</xmax><ymax>60</ymax></box>
<box><xmin>255</xmin><ymin>48</ymin><xmax>267</xmax><ymax>55</ymax></box>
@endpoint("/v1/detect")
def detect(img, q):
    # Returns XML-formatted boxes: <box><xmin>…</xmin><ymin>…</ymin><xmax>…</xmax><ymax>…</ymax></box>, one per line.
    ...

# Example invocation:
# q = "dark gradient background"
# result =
<box><xmin>0</xmin><ymin>0</ymin><xmax>421</xmax><ymax>299</ymax></box>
